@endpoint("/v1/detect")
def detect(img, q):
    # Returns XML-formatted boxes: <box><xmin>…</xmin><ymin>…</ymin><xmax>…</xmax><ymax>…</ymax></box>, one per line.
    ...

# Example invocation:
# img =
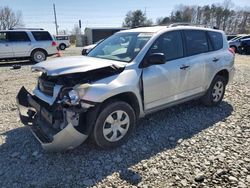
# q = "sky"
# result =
<box><xmin>0</xmin><ymin>0</ymin><xmax>249</xmax><ymax>35</ymax></box>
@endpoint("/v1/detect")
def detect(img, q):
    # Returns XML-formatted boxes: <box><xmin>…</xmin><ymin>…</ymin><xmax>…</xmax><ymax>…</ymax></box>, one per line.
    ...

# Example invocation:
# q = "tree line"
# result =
<box><xmin>123</xmin><ymin>2</ymin><xmax>250</xmax><ymax>34</ymax></box>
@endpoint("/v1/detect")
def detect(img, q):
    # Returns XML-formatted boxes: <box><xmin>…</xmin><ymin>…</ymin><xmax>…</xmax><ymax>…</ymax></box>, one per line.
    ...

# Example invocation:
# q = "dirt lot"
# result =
<box><xmin>0</xmin><ymin>50</ymin><xmax>249</xmax><ymax>188</ymax></box>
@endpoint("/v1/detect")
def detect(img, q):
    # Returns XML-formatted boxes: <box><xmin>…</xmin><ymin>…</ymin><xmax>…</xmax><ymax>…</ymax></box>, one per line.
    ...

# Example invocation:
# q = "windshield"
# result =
<box><xmin>88</xmin><ymin>32</ymin><xmax>152</xmax><ymax>62</ymax></box>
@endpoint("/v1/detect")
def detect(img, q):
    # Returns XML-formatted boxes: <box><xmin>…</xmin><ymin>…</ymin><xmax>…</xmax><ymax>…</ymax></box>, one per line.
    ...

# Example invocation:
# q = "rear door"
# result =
<box><xmin>181</xmin><ymin>30</ymin><xmax>210</xmax><ymax>96</ymax></box>
<box><xmin>8</xmin><ymin>31</ymin><xmax>32</xmax><ymax>57</ymax></box>
<box><xmin>0</xmin><ymin>32</ymin><xmax>13</xmax><ymax>58</ymax></box>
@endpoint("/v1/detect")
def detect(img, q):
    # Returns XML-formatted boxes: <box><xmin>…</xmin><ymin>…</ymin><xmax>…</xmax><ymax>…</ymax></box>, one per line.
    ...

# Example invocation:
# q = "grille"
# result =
<box><xmin>38</xmin><ymin>78</ymin><xmax>55</xmax><ymax>96</ymax></box>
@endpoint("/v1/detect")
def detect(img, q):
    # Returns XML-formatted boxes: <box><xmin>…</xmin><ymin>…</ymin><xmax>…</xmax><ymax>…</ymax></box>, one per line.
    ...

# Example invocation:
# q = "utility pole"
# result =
<box><xmin>53</xmin><ymin>3</ymin><xmax>58</xmax><ymax>35</ymax></box>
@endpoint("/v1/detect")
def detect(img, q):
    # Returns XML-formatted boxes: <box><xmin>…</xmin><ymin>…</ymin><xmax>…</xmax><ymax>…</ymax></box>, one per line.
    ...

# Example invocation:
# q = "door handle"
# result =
<box><xmin>180</xmin><ymin>65</ymin><xmax>190</xmax><ymax>70</ymax></box>
<box><xmin>5</xmin><ymin>44</ymin><xmax>8</xmax><ymax>47</ymax></box>
<box><xmin>213</xmin><ymin>58</ymin><xmax>219</xmax><ymax>62</ymax></box>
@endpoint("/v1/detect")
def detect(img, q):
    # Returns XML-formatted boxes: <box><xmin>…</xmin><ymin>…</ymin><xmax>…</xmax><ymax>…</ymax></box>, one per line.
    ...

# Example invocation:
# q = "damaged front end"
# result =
<box><xmin>16</xmin><ymin>86</ymin><xmax>91</xmax><ymax>151</ymax></box>
<box><xmin>16</xmin><ymin>58</ymin><xmax>125</xmax><ymax>151</ymax></box>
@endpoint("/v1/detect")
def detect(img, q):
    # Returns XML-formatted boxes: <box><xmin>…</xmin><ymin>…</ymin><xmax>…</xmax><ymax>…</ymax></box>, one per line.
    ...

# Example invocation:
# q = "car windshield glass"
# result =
<box><xmin>88</xmin><ymin>32</ymin><xmax>152</xmax><ymax>62</ymax></box>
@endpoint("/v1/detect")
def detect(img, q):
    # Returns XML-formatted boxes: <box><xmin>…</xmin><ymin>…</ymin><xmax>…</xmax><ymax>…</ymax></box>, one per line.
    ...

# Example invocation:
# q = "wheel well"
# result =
<box><xmin>31</xmin><ymin>48</ymin><xmax>48</xmax><ymax>56</ymax></box>
<box><xmin>216</xmin><ymin>69</ymin><xmax>229</xmax><ymax>84</ymax></box>
<box><xmin>60</xmin><ymin>43</ymin><xmax>66</xmax><ymax>46</ymax></box>
<box><xmin>103</xmin><ymin>92</ymin><xmax>140</xmax><ymax>119</ymax></box>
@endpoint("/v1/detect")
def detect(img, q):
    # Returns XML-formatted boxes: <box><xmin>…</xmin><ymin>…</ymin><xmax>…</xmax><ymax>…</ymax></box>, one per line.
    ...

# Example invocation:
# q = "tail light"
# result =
<box><xmin>229</xmin><ymin>48</ymin><xmax>235</xmax><ymax>55</ymax></box>
<box><xmin>52</xmin><ymin>41</ymin><xmax>57</xmax><ymax>46</ymax></box>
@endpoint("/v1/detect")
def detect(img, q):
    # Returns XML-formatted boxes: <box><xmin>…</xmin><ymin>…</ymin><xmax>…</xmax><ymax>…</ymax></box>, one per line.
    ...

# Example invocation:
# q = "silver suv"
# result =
<box><xmin>0</xmin><ymin>29</ymin><xmax>57</xmax><ymax>63</ymax></box>
<box><xmin>17</xmin><ymin>26</ymin><xmax>235</xmax><ymax>151</ymax></box>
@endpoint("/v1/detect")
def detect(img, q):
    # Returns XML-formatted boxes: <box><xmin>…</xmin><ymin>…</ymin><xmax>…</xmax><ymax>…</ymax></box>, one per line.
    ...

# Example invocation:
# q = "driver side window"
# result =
<box><xmin>148</xmin><ymin>31</ymin><xmax>184</xmax><ymax>61</ymax></box>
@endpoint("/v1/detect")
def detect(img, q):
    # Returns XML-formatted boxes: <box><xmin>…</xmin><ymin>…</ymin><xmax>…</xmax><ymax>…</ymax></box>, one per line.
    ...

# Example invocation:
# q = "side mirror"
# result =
<box><xmin>140</xmin><ymin>53</ymin><xmax>166</xmax><ymax>68</ymax></box>
<box><xmin>82</xmin><ymin>49</ymin><xmax>89</xmax><ymax>56</ymax></box>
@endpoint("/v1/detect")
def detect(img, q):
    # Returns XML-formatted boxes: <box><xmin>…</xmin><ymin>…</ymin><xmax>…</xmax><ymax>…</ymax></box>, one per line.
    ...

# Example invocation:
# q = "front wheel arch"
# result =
<box><xmin>100</xmin><ymin>92</ymin><xmax>141</xmax><ymax>120</ymax></box>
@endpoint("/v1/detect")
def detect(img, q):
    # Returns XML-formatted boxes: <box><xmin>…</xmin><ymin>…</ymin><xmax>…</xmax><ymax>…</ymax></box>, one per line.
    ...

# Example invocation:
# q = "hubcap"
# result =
<box><xmin>103</xmin><ymin>110</ymin><xmax>130</xmax><ymax>142</ymax></box>
<box><xmin>34</xmin><ymin>51</ymin><xmax>45</xmax><ymax>62</ymax></box>
<box><xmin>212</xmin><ymin>81</ymin><xmax>224</xmax><ymax>102</ymax></box>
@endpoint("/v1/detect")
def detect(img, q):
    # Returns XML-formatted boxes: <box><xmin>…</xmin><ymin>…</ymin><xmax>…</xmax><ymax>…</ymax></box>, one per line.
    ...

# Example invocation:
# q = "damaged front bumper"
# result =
<box><xmin>16</xmin><ymin>87</ymin><xmax>88</xmax><ymax>152</ymax></box>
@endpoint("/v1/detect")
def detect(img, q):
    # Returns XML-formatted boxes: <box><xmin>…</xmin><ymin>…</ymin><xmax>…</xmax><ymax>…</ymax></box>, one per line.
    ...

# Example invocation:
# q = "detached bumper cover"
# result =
<box><xmin>16</xmin><ymin>87</ymin><xmax>88</xmax><ymax>151</ymax></box>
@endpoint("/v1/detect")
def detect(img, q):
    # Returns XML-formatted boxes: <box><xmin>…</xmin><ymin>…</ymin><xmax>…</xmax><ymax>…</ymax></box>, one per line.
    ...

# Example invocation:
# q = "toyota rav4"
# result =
<box><xmin>17</xmin><ymin>25</ymin><xmax>235</xmax><ymax>151</ymax></box>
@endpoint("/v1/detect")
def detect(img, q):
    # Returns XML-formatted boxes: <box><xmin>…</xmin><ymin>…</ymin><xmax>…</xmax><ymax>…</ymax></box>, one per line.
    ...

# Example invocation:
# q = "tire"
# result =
<box><xmin>201</xmin><ymin>75</ymin><xmax>226</xmax><ymax>106</ymax></box>
<box><xmin>59</xmin><ymin>43</ymin><xmax>66</xmax><ymax>50</ymax></box>
<box><xmin>31</xmin><ymin>50</ymin><xmax>47</xmax><ymax>63</ymax></box>
<box><xmin>92</xmin><ymin>100</ymin><xmax>136</xmax><ymax>149</ymax></box>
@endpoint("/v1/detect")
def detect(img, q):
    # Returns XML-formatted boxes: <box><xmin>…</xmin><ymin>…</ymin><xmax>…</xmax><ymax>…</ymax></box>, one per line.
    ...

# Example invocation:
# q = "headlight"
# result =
<box><xmin>68</xmin><ymin>90</ymin><xmax>80</xmax><ymax>105</ymax></box>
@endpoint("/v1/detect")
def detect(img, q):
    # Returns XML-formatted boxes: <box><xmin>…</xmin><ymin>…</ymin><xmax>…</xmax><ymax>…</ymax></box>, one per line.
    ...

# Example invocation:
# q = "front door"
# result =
<box><xmin>143</xmin><ymin>31</ymin><xmax>187</xmax><ymax>110</ymax></box>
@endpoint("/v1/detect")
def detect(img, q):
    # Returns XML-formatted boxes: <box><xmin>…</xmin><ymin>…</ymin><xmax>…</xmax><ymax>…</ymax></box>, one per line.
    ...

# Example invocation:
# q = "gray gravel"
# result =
<box><xmin>0</xmin><ymin>52</ymin><xmax>249</xmax><ymax>188</ymax></box>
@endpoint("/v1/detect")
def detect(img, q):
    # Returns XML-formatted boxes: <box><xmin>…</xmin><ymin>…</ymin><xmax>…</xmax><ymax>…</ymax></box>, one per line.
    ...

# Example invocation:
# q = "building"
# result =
<box><xmin>84</xmin><ymin>27</ymin><xmax>127</xmax><ymax>45</ymax></box>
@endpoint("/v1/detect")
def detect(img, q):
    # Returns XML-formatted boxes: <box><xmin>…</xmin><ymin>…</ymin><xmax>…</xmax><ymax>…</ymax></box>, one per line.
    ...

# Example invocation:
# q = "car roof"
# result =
<box><xmin>118</xmin><ymin>25</ymin><xmax>223</xmax><ymax>34</ymax></box>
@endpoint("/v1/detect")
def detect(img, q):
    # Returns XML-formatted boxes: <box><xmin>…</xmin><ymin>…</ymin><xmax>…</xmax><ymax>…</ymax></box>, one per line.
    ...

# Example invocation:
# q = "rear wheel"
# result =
<box><xmin>201</xmin><ymin>75</ymin><xmax>226</xmax><ymax>106</ymax></box>
<box><xmin>31</xmin><ymin>50</ymin><xmax>47</xmax><ymax>63</ymax></box>
<box><xmin>92</xmin><ymin>100</ymin><xmax>136</xmax><ymax>149</ymax></box>
<box><xmin>59</xmin><ymin>43</ymin><xmax>66</xmax><ymax>50</ymax></box>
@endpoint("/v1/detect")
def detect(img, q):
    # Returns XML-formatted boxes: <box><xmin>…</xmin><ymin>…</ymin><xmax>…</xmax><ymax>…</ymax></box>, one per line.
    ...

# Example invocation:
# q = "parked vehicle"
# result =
<box><xmin>17</xmin><ymin>25</ymin><xmax>235</xmax><ymax>151</ymax></box>
<box><xmin>0</xmin><ymin>28</ymin><xmax>57</xmax><ymax>63</ymax></box>
<box><xmin>55</xmin><ymin>35</ymin><xmax>70</xmax><ymax>50</ymax></box>
<box><xmin>228</xmin><ymin>35</ymin><xmax>250</xmax><ymax>53</ymax></box>
<box><xmin>239</xmin><ymin>38</ymin><xmax>250</xmax><ymax>54</ymax></box>
<box><xmin>81</xmin><ymin>39</ymin><xmax>104</xmax><ymax>55</ymax></box>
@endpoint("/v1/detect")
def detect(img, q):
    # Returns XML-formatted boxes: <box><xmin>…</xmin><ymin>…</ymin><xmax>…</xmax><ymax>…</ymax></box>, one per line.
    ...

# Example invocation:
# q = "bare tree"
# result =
<box><xmin>0</xmin><ymin>6</ymin><xmax>24</xmax><ymax>30</ymax></box>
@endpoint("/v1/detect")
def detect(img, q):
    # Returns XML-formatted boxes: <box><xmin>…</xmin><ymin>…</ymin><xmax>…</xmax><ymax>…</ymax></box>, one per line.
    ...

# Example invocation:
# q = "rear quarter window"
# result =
<box><xmin>208</xmin><ymin>31</ymin><xmax>223</xmax><ymax>51</ymax></box>
<box><xmin>184</xmin><ymin>30</ymin><xmax>209</xmax><ymax>56</ymax></box>
<box><xmin>0</xmin><ymin>32</ymin><xmax>8</xmax><ymax>42</ymax></box>
<box><xmin>32</xmin><ymin>31</ymin><xmax>53</xmax><ymax>41</ymax></box>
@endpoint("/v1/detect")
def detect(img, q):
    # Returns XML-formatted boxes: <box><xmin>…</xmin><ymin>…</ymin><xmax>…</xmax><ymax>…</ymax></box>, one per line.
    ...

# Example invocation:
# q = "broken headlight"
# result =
<box><xmin>68</xmin><ymin>90</ymin><xmax>80</xmax><ymax>105</ymax></box>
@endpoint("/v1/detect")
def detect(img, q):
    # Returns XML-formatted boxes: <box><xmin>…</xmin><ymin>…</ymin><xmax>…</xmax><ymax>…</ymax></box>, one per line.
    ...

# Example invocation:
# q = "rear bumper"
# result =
<box><xmin>16</xmin><ymin>87</ymin><xmax>88</xmax><ymax>152</ymax></box>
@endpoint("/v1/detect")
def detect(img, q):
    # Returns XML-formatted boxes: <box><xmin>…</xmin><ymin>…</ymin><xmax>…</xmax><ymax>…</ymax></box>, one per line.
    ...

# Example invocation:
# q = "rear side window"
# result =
<box><xmin>208</xmin><ymin>31</ymin><xmax>223</xmax><ymax>51</ymax></box>
<box><xmin>148</xmin><ymin>31</ymin><xmax>183</xmax><ymax>61</ymax></box>
<box><xmin>184</xmin><ymin>30</ymin><xmax>209</xmax><ymax>56</ymax></box>
<box><xmin>32</xmin><ymin>31</ymin><xmax>52</xmax><ymax>41</ymax></box>
<box><xmin>8</xmin><ymin>32</ymin><xmax>30</xmax><ymax>42</ymax></box>
<box><xmin>0</xmin><ymin>32</ymin><xmax>8</xmax><ymax>42</ymax></box>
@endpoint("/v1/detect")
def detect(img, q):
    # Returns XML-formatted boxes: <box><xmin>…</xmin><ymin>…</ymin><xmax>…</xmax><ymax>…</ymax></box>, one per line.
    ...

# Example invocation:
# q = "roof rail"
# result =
<box><xmin>9</xmin><ymin>27</ymin><xmax>44</xmax><ymax>30</ymax></box>
<box><xmin>168</xmin><ymin>23</ymin><xmax>207</xmax><ymax>28</ymax></box>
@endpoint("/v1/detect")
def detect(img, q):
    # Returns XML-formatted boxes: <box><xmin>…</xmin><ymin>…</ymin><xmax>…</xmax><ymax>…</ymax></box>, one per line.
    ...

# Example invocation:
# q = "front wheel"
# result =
<box><xmin>201</xmin><ymin>75</ymin><xmax>226</xmax><ymax>106</ymax></box>
<box><xmin>92</xmin><ymin>100</ymin><xmax>136</xmax><ymax>149</ymax></box>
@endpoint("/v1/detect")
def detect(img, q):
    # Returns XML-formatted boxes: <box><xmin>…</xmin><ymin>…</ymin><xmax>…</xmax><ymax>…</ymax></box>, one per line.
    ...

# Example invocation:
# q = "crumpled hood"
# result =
<box><xmin>32</xmin><ymin>56</ymin><xmax>126</xmax><ymax>76</ymax></box>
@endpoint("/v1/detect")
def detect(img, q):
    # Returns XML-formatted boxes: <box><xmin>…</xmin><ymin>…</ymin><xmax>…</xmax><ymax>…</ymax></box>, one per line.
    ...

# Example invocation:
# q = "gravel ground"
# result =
<box><xmin>0</xmin><ymin>51</ymin><xmax>249</xmax><ymax>188</ymax></box>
